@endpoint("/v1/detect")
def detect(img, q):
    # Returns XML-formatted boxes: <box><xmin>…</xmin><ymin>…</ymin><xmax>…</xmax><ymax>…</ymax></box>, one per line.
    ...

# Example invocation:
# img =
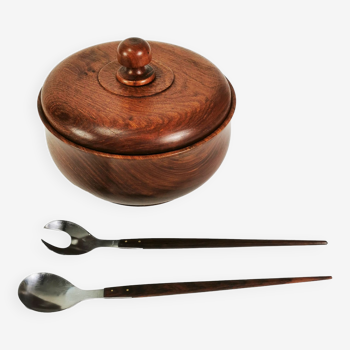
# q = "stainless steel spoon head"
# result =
<box><xmin>18</xmin><ymin>273</ymin><xmax>82</xmax><ymax>312</ymax></box>
<box><xmin>18</xmin><ymin>272</ymin><xmax>103</xmax><ymax>312</ymax></box>
<box><xmin>42</xmin><ymin>220</ymin><xmax>100</xmax><ymax>255</ymax></box>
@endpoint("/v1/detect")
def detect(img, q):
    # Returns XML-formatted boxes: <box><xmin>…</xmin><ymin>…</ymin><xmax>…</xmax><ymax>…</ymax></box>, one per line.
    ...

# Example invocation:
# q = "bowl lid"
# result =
<box><xmin>40</xmin><ymin>37</ymin><xmax>234</xmax><ymax>155</ymax></box>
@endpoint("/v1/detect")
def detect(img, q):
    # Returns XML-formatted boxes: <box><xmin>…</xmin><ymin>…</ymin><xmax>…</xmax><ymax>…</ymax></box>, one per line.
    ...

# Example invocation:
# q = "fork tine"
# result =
<box><xmin>41</xmin><ymin>239</ymin><xmax>70</xmax><ymax>255</ymax></box>
<box><xmin>44</xmin><ymin>220</ymin><xmax>93</xmax><ymax>239</ymax></box>
<box><xmin>41</xmin><ymin>239</ymin><xmax>90</xmax><ymax>255</ymax></box>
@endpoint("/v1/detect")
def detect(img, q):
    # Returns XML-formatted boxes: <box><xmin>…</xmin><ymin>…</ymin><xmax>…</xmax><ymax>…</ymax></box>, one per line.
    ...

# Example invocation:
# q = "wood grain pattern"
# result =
<box><xmin>99</xmin><ymin>59</ymin><xmax>174</xmax><ymax>97</ymax></box>
<box><xmin>38</xmin><ymin>38</ymin><xmax>236</xmax><ymax>205</ymax></box>
<box><xmin>116</xmin><ymin>38</ymin><xmax>155</xmax><ymax>86</ymax></box>
<box><xmin>104</xmin><ymin>276</ymin><xmax>332</xmax><ymax>298</ymax></box>
<box><xmin>40</xmin><ymin>40</ymin><xmax>232</xmax><ymax>155</ymax></box>
<box><xmin>118</xmin><ymin>238</ymin><xmax>327</xmax><ymax>249</ymax></box>
<box><xmin>117</xmin><ymin>38</ymin><xmax>153</xmax><ymax>69</ymax></box>
<box><xmin>38</xmin><ymin>82</ymin><xmax>235</xmax><ymax>205</ymax></box>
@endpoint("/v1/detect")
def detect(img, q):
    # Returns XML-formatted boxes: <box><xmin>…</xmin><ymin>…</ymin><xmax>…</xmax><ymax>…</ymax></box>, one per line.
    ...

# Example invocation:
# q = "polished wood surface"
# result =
<box><xmin>104</xmin><ymin>276</ymin><xmax>332</xmax><ymax>298</ymax></box>
<box><xmin>39</xmin><ymin>38</ymin><xmax>236</xmax><ymax>205</ymax></box>
<box><xmin>118</xmin><ymin>238</ymin><xmax>327</xmax><ymax>249</ymax></box>
<box><xmin>41</xmin><ymin>40</ymin><xmax>232</xmax><ymax>155</ymax></box>
<box><xmin>116</xmin><ymin>37</ymin><xmax>155</xmax><ymax>86</ymax></box>
<box><xmin>99</xmin><ymin>59</ymin><xmax>174</xmax><ymax>97</ymax></box>
<box><xmin>39</xmin><ymin>83</ymin><xmax>234</xmax><ymax>205</ymax></box>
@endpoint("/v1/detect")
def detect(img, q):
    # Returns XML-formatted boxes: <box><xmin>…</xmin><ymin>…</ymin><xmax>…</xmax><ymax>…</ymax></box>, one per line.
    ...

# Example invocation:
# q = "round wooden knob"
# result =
<box><xmin>116</xmin><ymin>38</ymin><xmax>156</xmax><ymax>86</ymax></box>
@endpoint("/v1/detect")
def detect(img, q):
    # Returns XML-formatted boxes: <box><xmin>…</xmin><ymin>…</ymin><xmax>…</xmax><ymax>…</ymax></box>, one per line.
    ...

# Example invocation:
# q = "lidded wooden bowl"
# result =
<box><xmin>38</xmin><ymin>37</ymin><xmax>236</xmax><ymax>205</ymax></box>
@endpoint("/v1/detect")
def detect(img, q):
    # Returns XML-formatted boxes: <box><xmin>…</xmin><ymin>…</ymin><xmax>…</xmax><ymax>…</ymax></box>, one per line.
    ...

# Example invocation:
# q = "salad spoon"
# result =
<box><xmin>18</xmin><ymin>272</ymin><xmax>331</xmax><ymax>313</ymax></box>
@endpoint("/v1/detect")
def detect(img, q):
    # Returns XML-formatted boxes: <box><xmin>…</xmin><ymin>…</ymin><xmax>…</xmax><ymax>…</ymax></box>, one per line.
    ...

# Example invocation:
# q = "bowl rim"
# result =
<box><xmin>38</xmin><ymin>80</ymin><xmax>236</xmax><ymax>160</ymax></box>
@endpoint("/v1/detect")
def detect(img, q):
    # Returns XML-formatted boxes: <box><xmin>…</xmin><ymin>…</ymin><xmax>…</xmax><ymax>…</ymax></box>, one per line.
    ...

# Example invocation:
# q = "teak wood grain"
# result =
<box><xmin>38</xmin><ymin>38</ymin><xmax>236</xmax><ymax>205</ymax></box>
<box><xmin>39</xmin><ymin>82</ymin><xmax>235</xmax><ymax>205</ymax></box>
<box><xmin>116</xmin><ymin>38</ymin><xmax>156</xmax><ymax>86</ymax></box>
<box><xmin>104</xmin><ymin>277</ymin><xmax>332</xmax><ymax>298</ymax></box>
<box><xmin>40</xmin><ymin>40</ymin><xmax>232</xmax><ymax>155</ymax></box>
<box><xmin>98</xmin><ymin>59</ymin><xmax>174</xmax><ymax>97</ymax></box>
<box><xmin>118</xmin><ymin>238</ymin><xmax>327</xmax><ymax>249</ymax></box>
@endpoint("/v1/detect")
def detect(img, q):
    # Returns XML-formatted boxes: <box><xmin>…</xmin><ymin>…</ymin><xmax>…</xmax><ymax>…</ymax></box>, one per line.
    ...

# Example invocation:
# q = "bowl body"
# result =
<box><xmin>38</xmin><ymin>84</ymin><xmax>235</xmax><ymax>206</ymax></box>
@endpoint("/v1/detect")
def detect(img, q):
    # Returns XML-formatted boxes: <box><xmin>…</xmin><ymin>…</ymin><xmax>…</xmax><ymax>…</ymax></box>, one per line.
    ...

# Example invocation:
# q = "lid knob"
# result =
<box><xmin>116</xmin><ymin>38</ymin><xmax>156</xmax><ymax>86</ymax></box>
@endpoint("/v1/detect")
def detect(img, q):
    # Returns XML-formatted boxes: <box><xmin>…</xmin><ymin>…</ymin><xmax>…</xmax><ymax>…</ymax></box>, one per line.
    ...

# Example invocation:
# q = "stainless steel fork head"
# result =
<box><xmin>42</xmin><ymin>220</ymin><xmax>101</xmax><ymax>255</ymax></box>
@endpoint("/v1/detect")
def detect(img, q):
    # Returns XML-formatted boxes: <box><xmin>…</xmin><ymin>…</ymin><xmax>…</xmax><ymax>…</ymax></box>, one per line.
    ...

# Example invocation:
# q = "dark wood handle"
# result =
<box><xmin>118</xmin><ymin>238</ymin><xmax>327</xmax><ymax>249</ymax></box>
<box><xmin>116</xmin><ymin>37</ymin><xmax>156</xmax><ymax>86</ymax></box>
<box><xmin>104</xmin><ymin>276</ymin><xmax>331</xmax><ymax>298</ymax></box>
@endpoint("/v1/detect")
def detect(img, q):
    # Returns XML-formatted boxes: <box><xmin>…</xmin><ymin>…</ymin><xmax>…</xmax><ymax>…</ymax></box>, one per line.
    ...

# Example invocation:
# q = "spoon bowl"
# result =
<box><xmin>18</xmin><ymin>273</ymin><xmax>102</xmax><ymax>312</ymax></box>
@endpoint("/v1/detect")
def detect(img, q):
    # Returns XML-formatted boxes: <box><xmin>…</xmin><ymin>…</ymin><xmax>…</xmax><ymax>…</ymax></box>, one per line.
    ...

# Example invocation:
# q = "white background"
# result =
<box><xmin>1</xmin><ymin>1</ymin><xmax>349</xmax><ymax>349</ymax></box>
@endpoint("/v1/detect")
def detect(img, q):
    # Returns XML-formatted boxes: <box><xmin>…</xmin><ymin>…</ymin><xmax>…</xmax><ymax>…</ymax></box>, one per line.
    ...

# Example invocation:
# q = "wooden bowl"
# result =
<box><xmin>38</xmin><ymin>38</ymin><xmax>236</xmax><ymax>206</ymax></box>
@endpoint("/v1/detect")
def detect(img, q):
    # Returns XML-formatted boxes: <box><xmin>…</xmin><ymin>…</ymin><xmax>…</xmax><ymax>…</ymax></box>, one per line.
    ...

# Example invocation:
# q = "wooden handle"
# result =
<box><xmin>116</xmin><ymin>37</ymin><xmax>156</xmax><ymax>86</ymax></box>
<box><xmin>104</xmin><ymin>276</ymin><xmax>331</xmax><ymax>298</ymax></box>
<box><xmin>117</xmin><ymin>238</ymin><xmax>328</xmax><ymax>249</ymax></box>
